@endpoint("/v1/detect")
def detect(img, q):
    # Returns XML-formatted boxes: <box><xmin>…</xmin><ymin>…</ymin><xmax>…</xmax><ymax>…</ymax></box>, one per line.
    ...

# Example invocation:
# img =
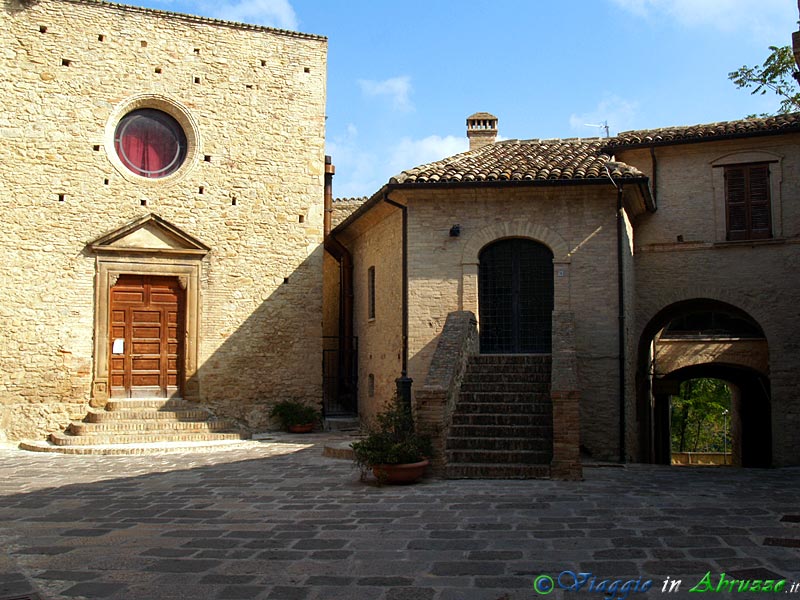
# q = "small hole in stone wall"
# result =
<box><xmin>61</xmin><ymin>58</ymin><xmax>71</xmax><ymax>67</ymax></box>
<box><xmin>104</xmin><ymin>178</ymin><xmax>109</xmax><ymax>185</ymax></box>
<box><xmin>198</xmin><ymin>186</ymin><xmax>204</xmax><ymax>194</ymax></box>
<box><xmin>283</xmin><ymin>277</ymin><xmax>289</xmax><ymax>284</ymax></box>
<box><xmin>231</xmin><ymin>197</ymin><xmax>237</xmax><ymax>206</ymax></box>
<box><xmin>298</xmin><ymin>215</ymin><xmax>304</xmax><ymax>223</ymax></box>
<box><xmin>194</xmin><ymin>76</ymin><xmax>201</xmax><ymax>84</ymax></box>
<box><xmin>260</xmin><ymin>59</ymin><xmax>267</xmax><ymax>67</ymax></box>
<box><xmin>245</xmin><ymin>84</ymin><xmax>253</xmax><ymax>90</ymax></box>
<box><xmin>155</xmin><ymin>67</ymin><xmax>162</xmax><ymax>74</ymax></box>
<box><xmin>98</xmin><ymin>34</ymin><xmax>105</xmax><ymax>42</ymax></box>
<box><xmin>140</xmin><ymin>40</ymin><xmax>147</xmax><ymax>48</ymax></box>
<box><xmin>204</xmin><ymin>155</ymin><xmax>212</xmax><ymax>162</ymax></box>
<box><xmin>194</xmin><ymin>48</ymin><xmax>200</xmax><ymax>55</ymax></box>
<box><xmin>93</xmin><ymin>145</ymin><xmax>100</xmax><ymax>151</ymax></box>
<box><xmin>39</xmin><ymin>25</ymin><xmax>48</xmax><ymax>33</ymax></box>
<box><xmin>304</xmin><ymin>67</ymin><xmax>310</xmax><ymax>73</ymax></box>
<box><xmin>140</xmin><ymin>199</ymin><xmax>147</xmax><ymax>206</ymax></box>
<box><xmin>57</xmin><ymin>194</ymin><xmax>65</xmax><ymax>202</ymax></box>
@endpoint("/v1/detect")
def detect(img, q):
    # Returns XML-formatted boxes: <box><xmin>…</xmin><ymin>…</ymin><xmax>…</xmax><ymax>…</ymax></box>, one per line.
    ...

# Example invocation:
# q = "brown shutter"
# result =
<box><xmin>725</xmin><ymin>163</ymin><xmax>772</xmax><ymax>241</ymax></box>
<box><xmin>725</xmin><ymin>166</ymin><xmax>748</xmax><ymax>241</ymax></box>
<box><xmin>748</xmin><ymin>164</ymin><xmax>771</xmax><ymax>239</ymax></box>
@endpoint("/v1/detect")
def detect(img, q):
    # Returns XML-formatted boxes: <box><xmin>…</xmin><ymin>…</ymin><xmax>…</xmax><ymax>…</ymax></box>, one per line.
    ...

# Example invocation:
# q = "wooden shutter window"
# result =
<box><xmin>725</xmin><ymin>163</ymin><xmax>771</xmax><ymax>241</ymax></box>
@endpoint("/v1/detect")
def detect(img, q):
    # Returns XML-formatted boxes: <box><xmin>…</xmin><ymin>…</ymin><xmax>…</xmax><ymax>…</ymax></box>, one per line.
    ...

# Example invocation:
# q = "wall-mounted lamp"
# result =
<box><xmin>449</xmin><ymin>224</ymin><xmax>461</xmax><ymax>237</ymax></box>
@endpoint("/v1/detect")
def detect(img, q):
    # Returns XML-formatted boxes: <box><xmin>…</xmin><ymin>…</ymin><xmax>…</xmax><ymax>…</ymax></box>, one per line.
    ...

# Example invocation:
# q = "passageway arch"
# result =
<box><xmin>637</xmin><ymin>299</ymin><xmax>771</xmax><ymax>467</ymax></box>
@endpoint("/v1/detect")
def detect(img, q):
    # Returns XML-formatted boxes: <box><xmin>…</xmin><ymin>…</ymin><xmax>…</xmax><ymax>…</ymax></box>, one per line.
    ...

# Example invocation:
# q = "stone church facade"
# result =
<box><xmin>0</xmin><ymin>0</ymin><xmax>327</xmax><ymax>441</ymax></box>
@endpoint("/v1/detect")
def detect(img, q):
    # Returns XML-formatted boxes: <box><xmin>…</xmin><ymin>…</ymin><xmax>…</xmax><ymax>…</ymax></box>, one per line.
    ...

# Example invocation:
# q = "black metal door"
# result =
<box><xmin>478</xmin><ymin>239</ymin><xmax>553</xmax><ymax>354</ymax></box>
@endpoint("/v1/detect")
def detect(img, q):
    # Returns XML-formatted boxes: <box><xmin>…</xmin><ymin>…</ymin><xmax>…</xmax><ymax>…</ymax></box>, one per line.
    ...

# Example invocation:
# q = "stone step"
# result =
<box><xmin>457</xmin><ymin>391</ymin><xmax>551</xmax><ymax>404</ymax></box>
<box><xmin>462</xmin><ymin>373</ymin><xmax>550</xmax><ymax>385</ymax></box>
<box><xmin>86</xmin><ymin>408</ymin><xmax>212</xmax><ymax>423</ymax></box>
<box><xmin>20</xmin><ymin>439</ymin><xmax>254</xmax><ymax>455</ymax></box>
<box><xmin>460</xmin><ymin>382</ymin><xmax>550</xmax><ymax>393</ymax></box>
<box><xmin>105</xmin><ymin>398</ymin><xmax>191</xmax><ymax>411</ymax></box>
<box><xmin>68</xmin><ymin>418</ymin><xmax>238</xmax><ymax>435</ymax></box>
<box><xmin>50</xmin><ymin>430</ymin><xmax>250</xmax><ymax>446</ymax></box>
<box><xmin>448</xmin><ymin>424</ymin><xmax>552</xmax><ymax>438</ymax></box>
<box><xmin>463</xmin><ymin>364</ymin><xmax>551</xmax><ymax>376</ymax></box>
<box><xmin>445</xmin><ymin>463</ymin><xmax>550</xmax><ymax>479</ymax></box>
<box><xmin>446</xmin><ymin>436</ymin><xmax>552</xmax><ymax>452</ymax></box>
<box><xmin>451</xmin><ymin>413</ymin><xmax>552</xmax><ymax>426</ymax></box>
<box><xmin>454</xmin><ymin>402</ymin><xmax>551</xmax><ymax>415</ymax></box>
<box><xmin>446</xmin><ymin>448</ymin><xmax>552</xmax><ymax>464</ymax></box>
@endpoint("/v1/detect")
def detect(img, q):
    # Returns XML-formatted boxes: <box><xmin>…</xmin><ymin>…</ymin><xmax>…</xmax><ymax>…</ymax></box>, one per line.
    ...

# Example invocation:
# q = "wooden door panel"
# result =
<box><xmin>109</xmin><ymin>275</ymin><xmax>184</xmax><ymax>398</ymax></box>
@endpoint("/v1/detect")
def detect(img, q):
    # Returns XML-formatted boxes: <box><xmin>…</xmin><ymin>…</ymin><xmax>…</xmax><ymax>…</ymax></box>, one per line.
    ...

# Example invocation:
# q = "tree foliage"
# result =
<box><xmin>671</xmin><ymin>378</ymin><xmax>731</xmax><ymax>453</ymax></box>
<box><xmin>729</xmin><ymin>45</ymin><xmax>800</xmax><ymax>115</ymax></box>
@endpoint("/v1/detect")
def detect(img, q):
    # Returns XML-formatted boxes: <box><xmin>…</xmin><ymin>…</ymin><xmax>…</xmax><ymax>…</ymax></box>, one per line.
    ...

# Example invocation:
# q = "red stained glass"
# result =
<box><xmin>114</xmin><ymin>109</ymin><xmax>187</xmax><ymax>178</ymax></box>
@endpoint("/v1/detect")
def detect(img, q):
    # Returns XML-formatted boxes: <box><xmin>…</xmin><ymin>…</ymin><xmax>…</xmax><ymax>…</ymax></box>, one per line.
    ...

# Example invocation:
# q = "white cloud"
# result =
<box><xmin>204</xmin><ymin>0</ymin><xmax>298</xmax><ymax>30</ymax></box>
<box><xmin>609</xmin><ymin>0</ymin><xmax>794</xmax><ymax>41</ymax></box>
<box><xmin>388</xmin><ymin>135</ymin><xmax>468</xmax><ymax>174</ymax></box>
<box><xmin>358</xmin><ymin>76</ymin><xmax>414</xmax><ymax>112</ymax></box>
<box><xmin>569</xmin><ymin>95</ymin><xmax>640</xmax><ymax>137</ymax></box>
<box><xmin>327</xmin><ymin>128</ymin><xmax>469</xmax><ymax>198</ymax></box>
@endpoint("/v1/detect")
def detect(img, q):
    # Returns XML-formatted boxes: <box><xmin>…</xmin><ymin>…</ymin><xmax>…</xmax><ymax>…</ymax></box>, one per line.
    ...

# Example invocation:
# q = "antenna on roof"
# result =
<box><xmin>584</xmin><ymin>120</ymin><xmax>610</xmax><ymax>138</ymax></box>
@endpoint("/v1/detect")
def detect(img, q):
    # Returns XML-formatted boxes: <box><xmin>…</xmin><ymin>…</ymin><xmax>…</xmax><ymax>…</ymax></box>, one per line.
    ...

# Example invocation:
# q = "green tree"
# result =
<box><xmin>729</xmin><ymin>45</ymin><xmax>800</xmax><ymax>115</ymax></box>
<box><xmin>671</xmin><ymin>378</ymin><xmax>731</xmax><ymax>453</ymax></box>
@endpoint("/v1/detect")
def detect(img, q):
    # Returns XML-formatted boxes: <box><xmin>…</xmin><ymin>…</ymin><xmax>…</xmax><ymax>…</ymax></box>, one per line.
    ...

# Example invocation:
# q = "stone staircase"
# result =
<box><xmin>33</xmin><ymin>398</ymin><xmax>250</xmax><ymax>453</ymax></box>
<box><xmin>445</xmin><ymin>355</ymin><xmax>553</xmax><ymax>479</ymax></box>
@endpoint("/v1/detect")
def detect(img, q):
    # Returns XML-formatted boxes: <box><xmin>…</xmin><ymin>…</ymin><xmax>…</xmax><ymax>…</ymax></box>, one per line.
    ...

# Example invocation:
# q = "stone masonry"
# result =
<box><xmin>0</xmin><ymin>0</ymin><xmax>327</xmax><ymax>440</ymax></box>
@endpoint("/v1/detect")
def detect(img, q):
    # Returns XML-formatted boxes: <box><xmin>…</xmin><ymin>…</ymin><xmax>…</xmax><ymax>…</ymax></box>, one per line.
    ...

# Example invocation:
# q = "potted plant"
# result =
<box><xmin>269</xmin><ymin>400</ymin><xmax>319</xmax><ymax>433</ymax></box>
<box><xmin>351</xmin><ymin>397</ymin><xmax>432</xmax><ymax>484</ymax></box>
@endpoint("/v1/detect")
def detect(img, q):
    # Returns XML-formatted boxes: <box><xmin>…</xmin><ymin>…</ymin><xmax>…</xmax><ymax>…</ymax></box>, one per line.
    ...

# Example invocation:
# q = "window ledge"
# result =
<box><xmin>713</xmin><ymin>237</ymin><xmax>785</xmax><ymax>249</ymax></box>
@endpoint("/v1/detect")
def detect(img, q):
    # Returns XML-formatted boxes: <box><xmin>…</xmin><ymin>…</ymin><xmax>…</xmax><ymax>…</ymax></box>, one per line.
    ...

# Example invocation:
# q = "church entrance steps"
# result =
<box><xmin>40</xmin><ymin>397</ymin><xmax>250</xmax><ymax>452</ymax></box>
<box><xmin>444</xmin><ymin>354</ymin><xmax>553</xmax><ymax>479</ymax></box>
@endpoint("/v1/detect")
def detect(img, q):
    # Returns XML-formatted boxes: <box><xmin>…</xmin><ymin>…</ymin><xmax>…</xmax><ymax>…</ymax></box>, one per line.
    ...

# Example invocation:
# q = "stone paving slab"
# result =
<box><xmin>0</xmin><ymin>434</ymin><xmax>798</xmax><ymax>600</ymax></box>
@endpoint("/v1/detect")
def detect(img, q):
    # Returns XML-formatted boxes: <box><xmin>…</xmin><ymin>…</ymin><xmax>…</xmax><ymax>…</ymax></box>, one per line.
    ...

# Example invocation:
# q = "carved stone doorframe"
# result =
<box><xmin>88</xmin><ymin>214</ymin><xmax>209</xmax><ymax>406</ymax></box>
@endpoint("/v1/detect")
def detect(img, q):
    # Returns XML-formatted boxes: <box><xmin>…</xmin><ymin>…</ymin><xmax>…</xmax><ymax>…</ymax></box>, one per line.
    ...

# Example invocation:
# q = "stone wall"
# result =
<box><xmin>392</xmin><ymin>185</ymin><xmax>624</xmax><ymax>461</ymax></box>
<box><xmin>347</xmin><ymin>209</ymin><xmax>403</xmax><ymax>423</ymax></box>
<box><xmin>616</xmin><ymin>134</ymin><xmax>800</xmax><ymax>466</ymax></box>
<box><xmin>0</xmin><ymin>0</ymin><xmax>327</xmax><ymax>440</ymax></box>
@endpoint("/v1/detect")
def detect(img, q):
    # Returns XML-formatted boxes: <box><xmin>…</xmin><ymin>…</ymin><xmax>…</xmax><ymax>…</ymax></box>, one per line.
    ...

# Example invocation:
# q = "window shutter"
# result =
<box><xmin>748</xmin><ymin>164</ymin><xmax>771</xmax><ymax>239</ymax></box>
<box><xmin>724</xmin><ymin>163</ymin><xmax>772</xmax><ymax>241</ymax></box>
<box><xmin>725</xmin><ymin>166</ymin><xmax>748</xmax><ymax>241</ymax></box>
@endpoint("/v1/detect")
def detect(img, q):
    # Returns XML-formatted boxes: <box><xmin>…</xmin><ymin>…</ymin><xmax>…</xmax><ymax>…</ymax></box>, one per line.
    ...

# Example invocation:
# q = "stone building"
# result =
<box><xmin>0</xmin><ymin>0</ymin><xmax>327</xmax><ymax>443</ymax></box>
<box><xmin>325</xmin><ymin>112</ymin><xmax>800</xmax><ymax>477</ymax></box>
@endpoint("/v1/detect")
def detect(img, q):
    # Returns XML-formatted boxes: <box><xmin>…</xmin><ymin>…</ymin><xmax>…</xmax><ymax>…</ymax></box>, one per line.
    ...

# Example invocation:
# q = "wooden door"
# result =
<box><xmin>110</xmin><ymin>275</ymin><xmax>184</xmax><ymax>398</ymax></box>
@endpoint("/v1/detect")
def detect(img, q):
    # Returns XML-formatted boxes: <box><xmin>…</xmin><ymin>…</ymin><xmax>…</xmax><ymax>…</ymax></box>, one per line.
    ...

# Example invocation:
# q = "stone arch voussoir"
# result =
<box><xmin>461</xmin><ymin>220</ymin><xmax>570</xmax><ymax>265</ymax></box>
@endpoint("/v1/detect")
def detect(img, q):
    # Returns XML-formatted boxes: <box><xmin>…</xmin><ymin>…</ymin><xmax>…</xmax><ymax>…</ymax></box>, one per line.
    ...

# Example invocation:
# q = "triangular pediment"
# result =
<box><xmin>89</xmin><ymin>214</ymin><xmax>210</xmax><ymax>256</ymax></box>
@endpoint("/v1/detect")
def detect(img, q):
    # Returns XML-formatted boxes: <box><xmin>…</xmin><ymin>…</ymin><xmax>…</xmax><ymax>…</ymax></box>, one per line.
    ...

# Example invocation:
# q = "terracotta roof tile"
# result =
<box><xmin>391</xmin><ymin>139</ymin><xmax>643</xmax><ymax>186</ymax></box>
<box><xmin>607</xmin><ymin>112</ymin><xmax>800</xmax><ymax>148</ymax></box>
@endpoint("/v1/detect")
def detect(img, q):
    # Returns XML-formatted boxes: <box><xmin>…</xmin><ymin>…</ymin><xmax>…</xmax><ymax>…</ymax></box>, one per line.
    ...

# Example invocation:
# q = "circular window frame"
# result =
<box><xmin>105</xmin><ymin>94</ymin><xmax>200</xmax><ymax>186</ymax></box>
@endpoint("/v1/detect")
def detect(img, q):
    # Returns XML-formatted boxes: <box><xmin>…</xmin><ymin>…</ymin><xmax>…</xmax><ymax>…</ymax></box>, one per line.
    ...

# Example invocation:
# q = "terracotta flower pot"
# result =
<box><xmin>288</xmin><ymin>423</ymin><xmax>314</xmax><ymax>433</ymax></box>
<box><xmin>371</xmin><ymin>459</ymin><xmax>429</xmax><ymax>484</ymax></box>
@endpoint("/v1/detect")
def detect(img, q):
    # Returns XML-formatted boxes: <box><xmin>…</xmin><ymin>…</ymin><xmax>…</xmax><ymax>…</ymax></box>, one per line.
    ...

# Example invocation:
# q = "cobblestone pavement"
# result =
<box><xmin>0</xmin><ymin>435</ymin><xmax>798</xmax><ymax>600</ymax></box>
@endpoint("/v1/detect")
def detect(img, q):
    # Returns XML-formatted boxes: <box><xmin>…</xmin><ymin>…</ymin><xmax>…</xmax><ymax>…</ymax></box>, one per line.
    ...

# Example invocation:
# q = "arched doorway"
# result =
<box><xmin>637</xmin><ymin>300</ymin><xmax>771</xmax><ymax>467</ymax></box>
<box><xmin>478</xmin><ymin>238</ymin><xmax>553</xmax><ymax>354</ymax></box>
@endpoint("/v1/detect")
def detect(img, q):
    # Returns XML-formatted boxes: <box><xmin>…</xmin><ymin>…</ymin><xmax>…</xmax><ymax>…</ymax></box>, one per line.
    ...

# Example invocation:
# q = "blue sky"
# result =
<box><xmin>130</xmin><ymin>0</ymin><xmax>796</xmax><ymax>198</ymax></box>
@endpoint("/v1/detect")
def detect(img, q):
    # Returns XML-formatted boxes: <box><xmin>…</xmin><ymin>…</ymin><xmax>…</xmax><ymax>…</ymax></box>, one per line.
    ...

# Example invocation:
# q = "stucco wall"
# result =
<box><xmin>0</xmin><ymin>0</ymin><xmax>327</xmax><ymax>439</ymax></box>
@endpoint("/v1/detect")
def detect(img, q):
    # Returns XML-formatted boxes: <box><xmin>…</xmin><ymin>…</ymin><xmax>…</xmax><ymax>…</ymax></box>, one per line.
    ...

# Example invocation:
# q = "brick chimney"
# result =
<box><xmin>466</xmin><ymin>112</ymin><xmax>498</xmax><ymax>151</ymax></box>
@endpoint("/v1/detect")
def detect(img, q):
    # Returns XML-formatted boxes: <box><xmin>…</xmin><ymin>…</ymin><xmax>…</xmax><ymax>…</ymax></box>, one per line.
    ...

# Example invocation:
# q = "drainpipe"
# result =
<box><xmin>616</xmin><ymin>185</ymin><xmax>627</xmax><ymax>463</ymax></box>
<box><xmin>649</xmin><ymin>147</ymin><xmax>658</xmax><ymax>205</ymax></box>
<box><xmin>383</xmin><ymin>193</ymin><xmax>412</xmax><ymax>410</ymax></box>
<box><xmin>323</xmin><ymin>156</ymin><xmax>355</xmax><ymax>413</ymax></box>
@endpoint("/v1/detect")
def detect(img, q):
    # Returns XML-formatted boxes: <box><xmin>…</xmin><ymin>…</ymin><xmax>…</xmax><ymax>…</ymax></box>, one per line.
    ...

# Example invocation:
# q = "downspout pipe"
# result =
<box><xmin>616</xmin><ymin>185</ymin><xmax>627</xmax><ymax>464</ymax></box>
<box><xmin>323</xmin><ymin>156</ymin><xmax>355</xmax><ymax>412</ymax></box>
<box><xmin>383</xmin><ymin>193</ymin><xmax>412</xmax><ymax>410</ymax></box>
